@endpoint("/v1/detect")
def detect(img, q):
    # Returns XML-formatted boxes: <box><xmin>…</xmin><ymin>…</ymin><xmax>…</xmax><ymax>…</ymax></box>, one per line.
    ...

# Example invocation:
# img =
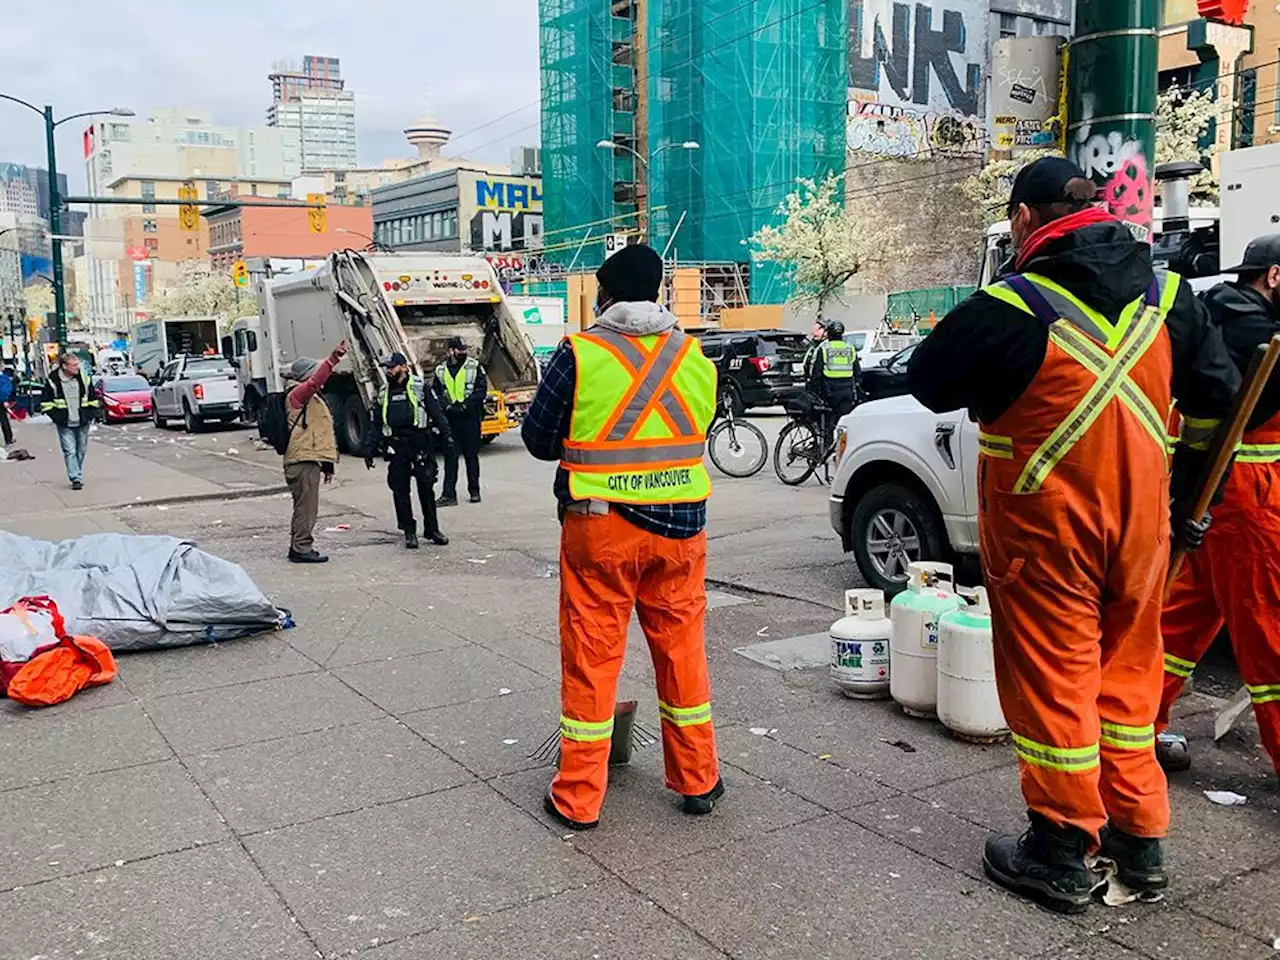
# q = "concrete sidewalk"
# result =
<box><xmin>1</xmin><ymin>443</ymin><xmax>1277</xmax><ymax>959</ymax></box>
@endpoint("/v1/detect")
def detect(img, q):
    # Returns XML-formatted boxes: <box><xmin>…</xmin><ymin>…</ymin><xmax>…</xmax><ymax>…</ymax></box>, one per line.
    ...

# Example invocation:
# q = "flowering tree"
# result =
<box><xmin>147</xmin><ymin>260</ymin><xmax>250</xmax><ymax>325</ymax></box>
<box><xmin>750</xmin><ymin>173</ymin><xmax>903</xmax><ymax>320</ymax></box>
<box><xmin>962</xmin><ymin>86</ymin><xmax>1224</xmax><ymax>226</ymax></box>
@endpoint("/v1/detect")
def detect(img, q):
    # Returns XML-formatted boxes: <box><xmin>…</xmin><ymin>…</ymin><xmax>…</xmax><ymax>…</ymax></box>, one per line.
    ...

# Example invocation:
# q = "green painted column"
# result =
<box><xmin>1066</xmin><ymin>0</ymin><xmax>1160</xmax><ymax>240</ymax></box>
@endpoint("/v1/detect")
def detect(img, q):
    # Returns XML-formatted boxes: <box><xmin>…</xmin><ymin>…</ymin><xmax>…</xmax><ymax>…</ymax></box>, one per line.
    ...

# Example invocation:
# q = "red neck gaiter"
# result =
<box><xmin>1015</xmin><ymin>206</ymin><xmax>1116</xmax><ymax>271</ymax></box>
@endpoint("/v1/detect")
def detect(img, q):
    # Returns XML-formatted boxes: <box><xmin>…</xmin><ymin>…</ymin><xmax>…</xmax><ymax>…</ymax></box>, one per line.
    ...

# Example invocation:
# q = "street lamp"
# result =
<box><xmin>0</xmin><ymin>95</ymin><xmax>134</xmax><ymax>346</ymax></box>
<box><xmin>595</xmin><ymin>140</ymin><xmax>699</xmax><ymax>241</ymax></box>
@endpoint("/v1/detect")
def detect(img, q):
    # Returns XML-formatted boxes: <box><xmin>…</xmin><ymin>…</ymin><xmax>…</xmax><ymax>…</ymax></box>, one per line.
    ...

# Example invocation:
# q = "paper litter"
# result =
<box><xmin>1203</xmin><ymin>790</ymin><xmax>1248</xmax><ymax>806</ymax></box>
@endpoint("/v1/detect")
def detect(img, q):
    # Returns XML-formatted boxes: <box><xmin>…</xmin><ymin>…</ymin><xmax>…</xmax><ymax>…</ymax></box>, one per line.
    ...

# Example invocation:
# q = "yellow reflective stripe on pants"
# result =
<box><xmin>658</xmin><ymin>700</ymin><xmax>712</xmax><ymax>727</ymax></box>
<box><xmin>560</xmin><ymin>715</ymin><xmax>614</xmax><ymax>743</ymax></box>
<box><xmin>1164</xmin><ymin>653</ymin><xmax>1195</xmax><ymax>678</ymax></box>
<box><xmin>1100</xmin><ymin>720</ymin><xmax>1155</xmax><ymax>750</ymax></box>
<box><xmin>1248</xmin><ymin>683</ymin><xmax>1280</xmax><ymax>705</ymax></box>
<box><xmin>978</xmin><ymin>432</ymin><xmax>1014</xmax><ymax>459</ymax></box>
<box><xmin>1011</xmin><ymin>732</ymin><xmax>1100</xmax><ymax>772</ymax></box>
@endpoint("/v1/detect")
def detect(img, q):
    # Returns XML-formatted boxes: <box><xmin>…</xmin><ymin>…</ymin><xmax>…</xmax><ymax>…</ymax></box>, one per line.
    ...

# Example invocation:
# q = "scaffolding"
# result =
<box><xmin>539</xmin><ymin>0</ymin><xmax>848</xmax><ymax>304</ymax></box>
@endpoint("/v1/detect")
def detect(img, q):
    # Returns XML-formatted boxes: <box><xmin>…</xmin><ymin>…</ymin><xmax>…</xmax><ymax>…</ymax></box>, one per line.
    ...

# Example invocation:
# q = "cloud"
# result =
<box><xmin>0</xmin><ymin>0</ymin><xmax>540</xmax><ymax>192</ymax></box>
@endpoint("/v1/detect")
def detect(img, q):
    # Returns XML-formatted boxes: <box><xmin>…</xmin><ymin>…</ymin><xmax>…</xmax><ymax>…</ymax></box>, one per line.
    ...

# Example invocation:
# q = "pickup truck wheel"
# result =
<box><xmin>182</xmin><ymin>402</ymin><xmax>203</xmax><ymax>434</ymax></box>
<box><xmin>152</xmin><ymin>405</ymin><xmax>166</xmax><ymax>429</ymax></box>
<box><xmin>850</xmin><ymin>482</ymin><xmax>946</xmax><ymax>594</ymax></box>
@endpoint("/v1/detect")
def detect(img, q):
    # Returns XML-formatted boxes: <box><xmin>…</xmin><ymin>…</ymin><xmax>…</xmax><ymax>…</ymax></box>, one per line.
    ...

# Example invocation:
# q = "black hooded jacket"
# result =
<box><xmin>1201</xmin><ymin>280</ymin><xmax>1280</xmax><ymax>429</ymax></box>
<box><xmin>907</xmin><ymin>222</ymin><xmax>1239</xmax><ymax>427</ymax></box>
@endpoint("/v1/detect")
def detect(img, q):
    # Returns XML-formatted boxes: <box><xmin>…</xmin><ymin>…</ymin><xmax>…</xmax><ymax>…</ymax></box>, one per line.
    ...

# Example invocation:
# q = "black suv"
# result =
<box><xmin>690</xmin><ymin>328</ymin><xmax>808</xmax><ymax>415</ymax></box>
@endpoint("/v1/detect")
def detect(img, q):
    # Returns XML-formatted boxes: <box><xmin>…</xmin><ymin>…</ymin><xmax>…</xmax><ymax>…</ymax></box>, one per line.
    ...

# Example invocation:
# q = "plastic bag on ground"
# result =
<box><xmin>0</xmin><ymin>531</ymin><xmax>289</xmax><ymax>651</ymax></box>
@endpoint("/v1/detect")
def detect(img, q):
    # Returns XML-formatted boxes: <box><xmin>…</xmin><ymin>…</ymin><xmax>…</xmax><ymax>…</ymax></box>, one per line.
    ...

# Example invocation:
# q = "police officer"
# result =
<box><xmin>363</xmin><ymin>352</ymin><xmax>452</xmax><ymax>549</ymax></box>
<box><xmin>808</xmin><ymin>320</ymin><xmax>859</xmax><ymax>421</ymax></box>
<box><xmin>434</xmin><ymin>335</ymin><xmax>487</xmax><ymax>506</ymax></box>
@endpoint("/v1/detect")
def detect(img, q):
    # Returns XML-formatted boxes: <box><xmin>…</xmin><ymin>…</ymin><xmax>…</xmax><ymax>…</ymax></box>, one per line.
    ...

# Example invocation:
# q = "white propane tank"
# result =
<box><xmin>937</xmin><ymin>587</ymin><xmax>1009</xmax><ymax>743</ymax></box>
<box><xmin>889</xmin><ymin>561</ymin><xmax>961</xmax><ymax>718</ymax></box>
<box><xmin>830</xmin><ymin>589</ymin><xmax>892</xmax><ymax>699</ymax></box>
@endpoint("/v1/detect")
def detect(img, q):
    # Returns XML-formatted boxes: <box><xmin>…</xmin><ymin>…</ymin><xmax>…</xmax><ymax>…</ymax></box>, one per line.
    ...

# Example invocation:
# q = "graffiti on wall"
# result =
<box><xmin>847</xmin><ymin>1</ymin><xmax>987</xmax><ymax>157</ymax></box>
<box><xmin>469</xmin><ymin>176</ymin><xmax>544</xmax><ymax>253</ymax></box>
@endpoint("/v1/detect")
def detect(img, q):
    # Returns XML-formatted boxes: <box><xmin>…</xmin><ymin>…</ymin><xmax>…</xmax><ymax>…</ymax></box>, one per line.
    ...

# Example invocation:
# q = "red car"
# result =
<box><xmin>95</xmin><ymin>374</ymin><xmax>153</xmax><ymax>423</ymax></box>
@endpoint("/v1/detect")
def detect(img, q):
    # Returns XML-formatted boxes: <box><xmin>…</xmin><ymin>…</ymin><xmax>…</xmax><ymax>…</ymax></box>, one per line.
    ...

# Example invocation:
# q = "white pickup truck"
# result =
<box><xmin>150</xmin><ymin>355</ymin><xmax>242</xmax><ymax>433</ymax></box>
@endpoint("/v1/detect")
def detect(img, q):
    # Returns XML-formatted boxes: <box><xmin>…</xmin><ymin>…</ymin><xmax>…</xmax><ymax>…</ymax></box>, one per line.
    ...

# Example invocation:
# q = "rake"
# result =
<box><xmin>529</xmin><ymin>700</ymin><xmax>660</xmax><ymax>767</ymax></box>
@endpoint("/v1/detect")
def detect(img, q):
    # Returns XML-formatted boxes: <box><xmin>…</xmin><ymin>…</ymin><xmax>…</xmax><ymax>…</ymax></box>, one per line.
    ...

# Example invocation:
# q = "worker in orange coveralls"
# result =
<box><xmin>1159</xmin><ymin>234</ymin><xmax>1280</xmax><ymax>780</ymax></box>
<box><xmin>907</xmin><ymin>157</ymin><xmax>1239</xmax><ymax>913</ymax></box>
<box><xmin>521</xmin><ymin>243</ymin><xmax>723</xmax><ymax>830</ymax></box>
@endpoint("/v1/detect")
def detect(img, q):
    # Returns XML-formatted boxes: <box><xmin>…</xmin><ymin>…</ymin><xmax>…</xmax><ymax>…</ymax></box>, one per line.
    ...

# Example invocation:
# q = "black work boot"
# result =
<box><xmin>681</xmin><ymin>778</ymin><xmax>725</xmax><ymax>816</ymax></box>
<box><xmin>404</xmin><ymin>524</ymin><xmax>419</xmax><ymax>550</ymax></box>
<box><xmin>983</xmin><ymin>812</ymin><xmax>1096</xmax><ymax>914</ymax></box>
<box><xmin>1099</xmin><ymin>825</ymin><xmax>1167</xmax><ymax>893</ymax></box>
<box><xmin>436</xmin><ymin>495</ymin><xmax>458</xmax><ymax>507</ymax></box>
<box><xmin>425</xmin><ymin>530</ymin><xmax>449</xmax><ymax>546</ymax></box>
<box><xmin>543</xmin><ymin>790</ymin><xmax>598</xmax><ymax>831</ymax></box>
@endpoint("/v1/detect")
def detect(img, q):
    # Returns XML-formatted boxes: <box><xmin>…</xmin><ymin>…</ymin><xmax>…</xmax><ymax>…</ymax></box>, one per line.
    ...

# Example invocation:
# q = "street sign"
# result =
<box><xmin>307</xmin><ymin>193</ymin><xmax>327</xmax><ymax>234</ymax></box>
<box><xmin>231</xmin><ymin>260</ymin><xmax>250</xmax><ymax>288</ymax></box>
<box><xmin>604</xmin><ymin>233</ymin><xmax>632</xmax><ymax>259</ymax></box>
<box><xmin>178</xmin><ymin>182</ymin><xmax>200</xmax><ymax>232</ymax></box>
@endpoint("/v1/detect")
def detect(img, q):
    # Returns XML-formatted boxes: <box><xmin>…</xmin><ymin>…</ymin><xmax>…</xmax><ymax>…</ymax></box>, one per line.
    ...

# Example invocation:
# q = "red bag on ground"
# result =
<box><xmin>0</xmin><ymin>596</ymin><xmax>65</xmax><ymax>689</ymax></box>
<box><xmin>7</xmin><ymin>635</ymin><xmax>117</xmax><ymax>707</ymax></box>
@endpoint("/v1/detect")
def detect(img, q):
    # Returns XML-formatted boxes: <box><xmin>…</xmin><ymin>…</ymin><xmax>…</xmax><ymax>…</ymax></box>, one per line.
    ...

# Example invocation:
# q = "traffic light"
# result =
<box><xmin>307</xmin><ymin>192</ymin><xmax>327</xmax><ymax>234</ymax></box>
<box><xmin>178</xmin><ymin>181</ymin><xmax>199</xmax><ymax>232</ymax></box>
<box><xmin>231</xmin><ymin>260</ymin><xmax>249</xmax><ymax>288</ymax></box>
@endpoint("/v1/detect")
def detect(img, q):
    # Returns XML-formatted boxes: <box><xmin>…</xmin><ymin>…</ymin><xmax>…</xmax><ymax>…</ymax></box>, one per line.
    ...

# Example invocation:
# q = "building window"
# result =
<box><xmin>205</xmin><ymin>180</ymin><xmax>218</xmax><ymax>199</ymax></box>
<box><xmin>141</xmin><ymin>180</ymin><xmax>156</xmax><ymax>214</ymax></box>
<box><xmin>999</xmin><ymin>13</ymin><xmax>1017</xmax><ymax>38</ymax></box>
<box><xmin>143</xmin><ymin>219</ymin><xmax>157</xmax><ymax>233</ymax></box>
<box><xmin>144</xmin><ymin>238</ymin><xmax>159</xmax><ymax>251</ymax></box>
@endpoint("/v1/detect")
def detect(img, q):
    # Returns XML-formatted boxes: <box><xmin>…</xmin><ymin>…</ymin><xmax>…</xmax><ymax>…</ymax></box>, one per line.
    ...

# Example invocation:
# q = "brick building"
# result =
<box><xmin>203</xmin><ymin>194</ymin><xmax>373</xmax><ymax>270</ymax></box>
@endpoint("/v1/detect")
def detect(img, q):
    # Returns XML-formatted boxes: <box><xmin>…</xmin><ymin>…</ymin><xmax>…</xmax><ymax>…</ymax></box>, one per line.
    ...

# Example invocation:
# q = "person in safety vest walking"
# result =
<box><xmin>907</xmin><ymin>157</ymin><xmax>1239</xmax><ymax>913</ymax></box>
<box><xmin>1160</xmin><ymin>234</ymin><xmax>1280</xmax><ymax>779</ymax></box>
<box><xmin>40</xmin><ymin>353</ymin><xmax>101</xmax><ymax>491</ymax></box>
<box><xmin>807</xmin><ymin>320</ymin><xmax>859</xmax><ymax>420</ymax></box>
<box><xmin>363</xmin><ymin>352</ymin><xmax>452</xmax><ymax>550</ymax></box>
<box><xmin>521</xmin><ymin>243</ymin><xmax>723</xmax><ymax>830</ymax></box>
<box><xmin>434</xmin><ymin>336</ymin><xmax>487</xmax><ymax>506</ymax></box>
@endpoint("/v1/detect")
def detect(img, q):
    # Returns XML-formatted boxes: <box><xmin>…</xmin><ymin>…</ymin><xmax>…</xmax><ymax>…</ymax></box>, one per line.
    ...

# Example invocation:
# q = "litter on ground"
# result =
<box><xmin>1203</xmin><ymin>790</ymin><xmax>1248</xmax><ymax>806</ymax></box>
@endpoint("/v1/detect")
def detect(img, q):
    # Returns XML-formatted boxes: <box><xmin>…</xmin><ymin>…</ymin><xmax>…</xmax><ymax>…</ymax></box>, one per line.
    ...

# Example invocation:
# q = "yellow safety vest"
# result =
<box><xmin>821</xmin><ymin>339</ymin><xmax>857</xmax><ymax>379</ymax></box>
<box><xmin>380</xmin><ymin>376</ymin><xmax>429</xmax><ymax>436</ymax></box>
<box><xmin>40</xmin><ymin>372</ymin><xmax>99</xmax><ymax>413</ymax></box>
<box><xmin>561</xmin><ymin>327</ymin><xmax>716</xmax><ymax>505</ymax></box>
<box><xmin>436</xmin><ymin>359</ymin><xmax>479</xmax><ymax>405</ymax></box>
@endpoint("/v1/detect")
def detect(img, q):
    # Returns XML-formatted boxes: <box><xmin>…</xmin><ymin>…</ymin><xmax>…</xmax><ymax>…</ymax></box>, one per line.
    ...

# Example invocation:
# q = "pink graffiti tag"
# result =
<box><xmin>1101</xmin><ymin>153</ymin><xmax>1152</xmax><ymax>234</ymax></box>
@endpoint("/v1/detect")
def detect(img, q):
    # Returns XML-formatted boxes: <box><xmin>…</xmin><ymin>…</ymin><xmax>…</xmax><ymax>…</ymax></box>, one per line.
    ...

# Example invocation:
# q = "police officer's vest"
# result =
<box><xmin>380</xmin><ymin>376</ymin><xmax>430</xmax><ymax>436</ymax></box>
<box><xmin>820</xmin><ymin>339</ymin><xmax>857</xmax><ymax>379</ymax></box>
<box><xmin>560</xmin><ymin>328</ymin><xmax>717</xmax><ymax>505</ymax></box>
<box><xmin>436</xmin><ymin>358</ymin><xmax>479</xmax><ymax>405</ymax></box>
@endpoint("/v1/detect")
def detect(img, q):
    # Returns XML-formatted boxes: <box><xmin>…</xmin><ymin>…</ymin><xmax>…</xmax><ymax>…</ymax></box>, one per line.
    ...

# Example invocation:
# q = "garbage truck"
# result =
<box><xmin>225</xmin><ymin>250</ymin><xmax>541</xmax><ymax>454</ymax></box>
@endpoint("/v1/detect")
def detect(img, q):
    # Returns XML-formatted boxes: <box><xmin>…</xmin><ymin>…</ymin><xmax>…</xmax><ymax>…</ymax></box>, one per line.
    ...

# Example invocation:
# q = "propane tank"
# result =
<box><xmin>830</xmin><ymin>589</ymin><xmax>892</xmax><ymax>699</ymax></box>
<box><xmin>889</xmin><ymin>561</ymin><xmax>961</xmax><ymax>718</ymax></box>
<box><xmin>937</xmin><ymin>587</ymin><xmax>1009</xmax><ymax>743</ymax></box>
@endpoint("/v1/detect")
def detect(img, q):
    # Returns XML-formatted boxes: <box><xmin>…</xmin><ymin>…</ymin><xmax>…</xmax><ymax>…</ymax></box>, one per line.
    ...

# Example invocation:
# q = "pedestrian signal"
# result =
<box><xmin>307</xmin><ymin>193</ymin><xmax>326</xmax><ymax>234</ymax></box>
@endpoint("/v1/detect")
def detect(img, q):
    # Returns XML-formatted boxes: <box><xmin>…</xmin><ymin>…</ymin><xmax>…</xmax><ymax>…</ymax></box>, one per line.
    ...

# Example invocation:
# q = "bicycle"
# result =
<box><xmin>707</xmin><ymin>391</ymin><xmax>768</xmax><ymax>478</ymax></box>
<box><xmin>773</xmin><ymin>396</ymin><xmax>838</xmax><ymax>486</ymax></box>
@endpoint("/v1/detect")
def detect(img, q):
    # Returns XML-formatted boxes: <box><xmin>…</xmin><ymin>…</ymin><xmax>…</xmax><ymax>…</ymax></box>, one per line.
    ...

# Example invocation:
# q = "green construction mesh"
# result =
<box><xmin>539</xmin><ymin>0</ymin><xmax>848</xmax><ymax>301</ymax></box>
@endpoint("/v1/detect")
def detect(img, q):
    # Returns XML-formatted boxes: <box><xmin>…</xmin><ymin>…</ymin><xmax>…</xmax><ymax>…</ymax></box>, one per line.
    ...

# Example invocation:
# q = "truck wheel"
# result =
<box><xmin>153</xmin><ymin>405</ymin><xmax>166</xmax><ymax>429</ymax></box>
<box><xmin>850</xmin><ymin>481</ymin><xmax>946</xmax><ymax>595</ymax></box>
<box><xmin>336</xmin><ymin>395</ymin><xmax>368</xmax><ymax>455</ymax></box>
<box><xmin>480</xmin><ymin>434</ymin><xmax>498</xmax><ymax>446</ymax></box>
<box><xmin>182</xmin><ymin>402</ymin><xmax>203</xmax><ymax>434</ymax></box>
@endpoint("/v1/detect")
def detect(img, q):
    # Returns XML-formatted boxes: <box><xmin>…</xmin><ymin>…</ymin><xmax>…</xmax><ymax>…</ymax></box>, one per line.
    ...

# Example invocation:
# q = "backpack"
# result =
<box><xmin>260</xmin><ymin>392</ymin><xmax>306</xmax><ymax>455</ymax></box>
<box><xmin>0</xmin><ymin>373</ymin><xmax>12</xmax><ymax>403</ymax></box>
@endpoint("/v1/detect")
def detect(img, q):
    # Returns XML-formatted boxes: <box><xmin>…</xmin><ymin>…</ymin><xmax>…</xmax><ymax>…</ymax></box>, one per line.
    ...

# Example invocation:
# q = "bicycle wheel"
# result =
<box><xmin>708</xmin><ymin>418</ymin><xmax>768</xmax><ymax>478</ymax></box>
<box><xmin>773</xmin><ymin>420</ymin><xmax>820</xmax><ymax>486</ymax></box>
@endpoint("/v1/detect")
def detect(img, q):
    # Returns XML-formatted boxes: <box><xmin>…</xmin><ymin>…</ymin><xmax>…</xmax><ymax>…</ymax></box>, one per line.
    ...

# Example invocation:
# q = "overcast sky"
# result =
<box><xmin>0</xmin><ymin>0</ymin><xmax>541</xmax><ymax>192</ymax></box>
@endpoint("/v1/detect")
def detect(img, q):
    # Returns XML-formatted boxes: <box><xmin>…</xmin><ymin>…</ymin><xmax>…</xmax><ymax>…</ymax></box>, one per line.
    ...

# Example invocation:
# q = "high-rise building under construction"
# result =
<box><xmin>540</xmin><ymin>0</ymin><xmax>847</xmax><ymax>302</ymax></box>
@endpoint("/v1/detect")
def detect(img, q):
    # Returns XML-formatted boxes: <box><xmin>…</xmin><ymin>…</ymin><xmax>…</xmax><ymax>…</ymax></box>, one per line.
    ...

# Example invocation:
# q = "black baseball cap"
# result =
<box><xmin>445</xmin><ymin>336</ymin><xmax>466</xmax><ymax>351</ymax></box>
<box><xmin>1223</xmin><ymin>234</ymin><xmax>1280</xmax><ymax>274</ymax></box>
<box><xmin>1007</xmin><ymin>156</ymin><xmax>1096</xmax><ymax>215</ymax></box>
<box><xmin>380</xmin><ymin>352</ymin><xmax>408</xmax><ymax>368</ymax></box>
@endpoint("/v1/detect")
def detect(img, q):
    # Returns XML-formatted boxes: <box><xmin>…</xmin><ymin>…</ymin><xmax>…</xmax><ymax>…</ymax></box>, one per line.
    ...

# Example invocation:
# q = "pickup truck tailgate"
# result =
<box><xmin>195</xmin><ymin>377</ymin><xmax>240</xmax><ymax>406</ymax></box>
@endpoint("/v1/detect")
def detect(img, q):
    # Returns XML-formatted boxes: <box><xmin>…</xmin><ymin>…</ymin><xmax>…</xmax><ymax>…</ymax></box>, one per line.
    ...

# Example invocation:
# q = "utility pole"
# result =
<box><xmin>1066</xmin><ymin>0</ymin><xmax>1159</xmax><ymax>240</ymax></box>
<box><xmin>43</xmin><ymin>105</ymin><xmax>68</xmax><ymax>346</ymax></box>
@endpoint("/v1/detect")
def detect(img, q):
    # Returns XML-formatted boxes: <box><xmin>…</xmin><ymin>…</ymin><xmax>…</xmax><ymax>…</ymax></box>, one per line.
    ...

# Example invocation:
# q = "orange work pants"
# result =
<box><xmin>551</xmin><ymin>509</ymin><xmax>720</xmax><ymax>825</ymax></box>
<box><xmin>981</xmin><ymin>485</ymin><xmax>1171</xmax><ymax>847</ymax></box>
<box><xmin>1159</xmin><ymin>461</ymin><xmax>1280</xmax><ymax>776</ymax></box>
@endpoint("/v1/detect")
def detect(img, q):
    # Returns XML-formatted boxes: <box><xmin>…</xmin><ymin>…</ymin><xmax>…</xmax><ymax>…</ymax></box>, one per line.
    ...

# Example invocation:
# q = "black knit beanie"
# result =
<box><xmin>596</xmin><ymin>243</ymin><xmax>663</xmax><ymax>303</ymax></box>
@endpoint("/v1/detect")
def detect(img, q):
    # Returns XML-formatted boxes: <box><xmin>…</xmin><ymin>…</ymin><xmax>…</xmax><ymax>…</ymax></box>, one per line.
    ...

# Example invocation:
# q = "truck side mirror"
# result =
<box><xmin>220</xmin><ymin>335</ymin><xmax>233</xmax><ymax>361</ymax></box>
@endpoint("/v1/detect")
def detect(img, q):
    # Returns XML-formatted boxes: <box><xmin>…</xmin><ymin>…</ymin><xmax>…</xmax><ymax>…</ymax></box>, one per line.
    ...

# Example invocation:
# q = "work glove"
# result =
<box><xmin>1174</xmin><ymin>509</ymin><xmax>1213</xmax><ymax>552</ymax></box>
<box><xmin>364</xmin><ymin>456</ymin><xmax>375</xmax><ymax>470</ymax></box>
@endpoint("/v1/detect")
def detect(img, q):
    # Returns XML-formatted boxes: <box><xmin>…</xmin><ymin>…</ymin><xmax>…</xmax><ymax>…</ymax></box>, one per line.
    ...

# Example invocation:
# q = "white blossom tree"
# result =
<box><xmin>962</xmin><ymin>85</ymin><xmax>1225</xmax><ymax>226</ymax></box>
<box><xmin>147</xmin><ymin>260</ymin><xmax>251</xmax><ymax>327</ymax></box>
<box><xmin>750</xmin><ymin>173</ymin><xmax>903</xmax><ymax>320</ymax></box>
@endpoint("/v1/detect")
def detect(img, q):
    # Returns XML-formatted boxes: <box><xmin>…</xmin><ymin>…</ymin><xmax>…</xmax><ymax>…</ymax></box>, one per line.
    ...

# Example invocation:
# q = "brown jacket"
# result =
<box><xmin>284</xmin><ymin>394</ymin><xmax>337</xmax><ymax>466</ymax></box>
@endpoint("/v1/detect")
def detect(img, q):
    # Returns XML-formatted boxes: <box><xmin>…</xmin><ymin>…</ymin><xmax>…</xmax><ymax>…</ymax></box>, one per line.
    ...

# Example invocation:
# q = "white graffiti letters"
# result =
<box><xmin>1073</xmin><ymin>130</ymin><xmax>1141</xmax><ymax>181</ymax></box>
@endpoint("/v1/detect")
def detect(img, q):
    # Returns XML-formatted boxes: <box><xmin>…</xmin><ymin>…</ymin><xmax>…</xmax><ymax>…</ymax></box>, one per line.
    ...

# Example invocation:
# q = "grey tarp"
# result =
<box><xmin>0</xmin><ymin>531</ymin><xmax>289</xmax><ymax>651</ymax></box>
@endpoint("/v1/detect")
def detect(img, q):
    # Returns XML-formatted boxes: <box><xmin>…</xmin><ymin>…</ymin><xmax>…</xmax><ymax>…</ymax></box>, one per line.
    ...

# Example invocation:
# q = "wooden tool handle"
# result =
<box><xmin>1166</xmin><ymin>334</ymin><xmax>1280</xmax><ymax>598</ymax></box>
